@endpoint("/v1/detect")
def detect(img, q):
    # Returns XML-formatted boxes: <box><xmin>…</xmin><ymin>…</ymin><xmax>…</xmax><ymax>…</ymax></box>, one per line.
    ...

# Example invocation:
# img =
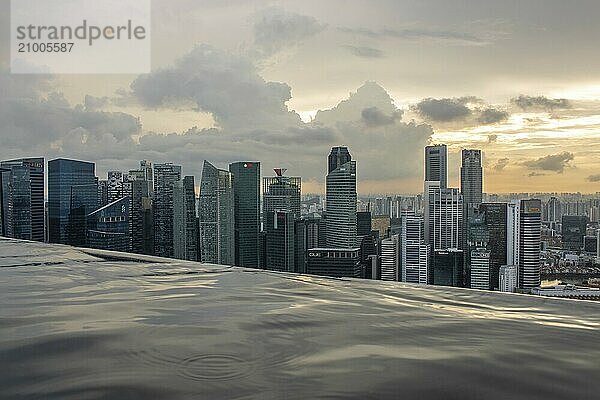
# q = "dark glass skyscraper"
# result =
<box><xmin>425</xmin><ymin>144</ymin><xmax>447</xmax><ymax>189</ymax></box>
<box><xmin>0</xmin><ymin>158</ymin><xmax>44</xmax><ymax>241</ymax></box>
<box><xmin>562</xmin><ymin>215</ymin><xmax>588</xmax><ymax>251</ymax></box>
<box><xmin>199</xmin><ymin>161</ymin><xmax>235</xmax><ymax>265</ymax></box>
<box><xmin>328</xmin><ymin>146</ymin><xmax>352</xmax><ymax>174</ymax></box>
<box><xmin>174</xmin><ymin>176</ymin><xmax>198</xmax><ymax>261</ymax></box>
<box><xmin>48</xmin><ymin>159</ymin><xmax>97</xmax><ymax>245</ymax></box>
<box><xmin>229</xmin><ymin>162</ymin><xmax>260</xmax><ymax>267</ymax></box>
<box><xmin>86</xmin><ymin>196</ymin><xmax>130</xmax><ymax>252</ymax></box>
<box><xmin>153</xmin><ymin>163</ymin><xmax>182</xmax><ymax>257</ymax></box>
<box><xmin>263</xmin><ymin>169</ymin><xmax>301</xmax><ymax>272</ymax></box>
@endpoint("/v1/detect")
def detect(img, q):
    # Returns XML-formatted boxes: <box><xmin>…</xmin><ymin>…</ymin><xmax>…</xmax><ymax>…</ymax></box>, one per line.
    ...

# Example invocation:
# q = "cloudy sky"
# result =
<box><xmin>2</xmin><ymin>0</ymin><xmax>600</xmax><ymax>194</ymax></box>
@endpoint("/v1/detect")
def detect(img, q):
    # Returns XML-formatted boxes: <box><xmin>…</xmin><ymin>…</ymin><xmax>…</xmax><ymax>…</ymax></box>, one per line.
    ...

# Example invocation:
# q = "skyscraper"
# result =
<box><xmin>470</xmin><ymin>248</ymin><xmax>491</xmax><ymax>290</ymax></box>
<box><xmin>499</xmin><ymin>265</ymin><xmax>518</xmax><ymax>293</ymax></box>
<box><xmin>199</xmin><ymin>161</ymin><xmax>234</xmax><ymax>264</ymax></box>
<box><xmin>401</xmin><ymin>215</ymin><xmax>429</xmax><ymax>284</ymax></box>
<box><xmin>86</xmin><ymin>196</ymin><xmax>130</xmax><ymax>252</ymax></box>
<box><xmin>561</xmin><ymin>215</ymin><xmax>588</xmax><ymax>251</ymax></box>
<box><xmin>460</xmin><ymin>149</ymin><xmax>483</xmax><ymax>206</ymax></box>
<box><xmin>0</xmin><ymin>158</ymin><xmax>45</xmax><ymax>241</ymax></box>
<box><xmin>427</xmin><ymin>187</ymin><xmax>463</xmax><ymax>251</ymax></box>
<box><xmin>519</xmin><ymin>199</ymin><xmax>542</xmax><ymax>289</ymax></box>
<box><xmin>174</xmin><ymin>176</ymin><xmax>198</xmax><ymax>261</ymax></box>
<box><xmin>153</xmin><ymin>163</ymin><xmax>182</xmax><ymax>258</ymax></box>
<box><xmin>328</xmin><ymin>146</ymin><xmax>352</xmax><ymax>174</ymax></box>
<box><xmin>229</xmin><ymin>162</ymin><xmax>260</xmax><ymax>268</ymax></box>
<box><xmin>425</xmin><ymin>144</ymin><xmax>447</xmax><ymax>189</ymax></box>
<box><xmin>432</xmin><ymin>249</ymin><xmax>464</xmax><ymax>287</ymax></box>
<box><xmin>48</xmin><ymin>158</ymin><xmax>97</xmax><ymax>246</ymax></box>
<box><xmin>130</xmin><ymin>179</ymin><xmax>153</xmax><ymax>255</ymax></box>
<box><xmin>507</xmin><ymin>200</ymin><xmax>520</xmax><ymax>267</ymax></box>
<box><xmin>263</xmin><ymin>169</ymin><xmax>301</xmax><ymax>272</ymax></box>
<box><xmin>380</xmin><ymin>235</ymin><xmax>399</xmax><ymax>281</ymax></box>
<box><xmin>325</xmin><ymin>147</ymin><xmax>357</xmax><ymax>248</ymax></box>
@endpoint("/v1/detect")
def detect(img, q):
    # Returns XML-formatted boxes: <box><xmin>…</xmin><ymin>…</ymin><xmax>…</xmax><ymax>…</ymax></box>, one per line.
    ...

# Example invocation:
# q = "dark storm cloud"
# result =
<box><xmin>413</xmin><ymin>97</ymin><xmax>474</xmax><ymax>122</ymax></box>
<box><xmin>361</xmin><ymin>107</ymin><xmax>402</xmax><ymax>127</ymax></box>
<box><xmin>338</xmin><ymin>27</ymin><xmax>486</xmax><ymax>45</ymax></box>
<box><xmin>252</xmin><ymin>7</ymin><xmax>326</xmax><ymax>57</ymax></box>
<box><xmin>523</xmin><ymin>152</ymin><xmax>574</xmax><ymax>173</ymax></box>
<box><xmin>511</xmin><ymin>95</ymin><xmax>571</xmax><ymax>111</ymax></box>
<box><xmin>478</xmin><ymin>107</ymin><xmax>509</xmax><ymax>124</ymax></box>
<box><xmin>342</xmin><ymin>45</ymin><xmax>385</xmax><ymax>58</ymax></box>
<box><xmin>587</xmin><ymin>174</ymin><xmax>600</xmax><ymax>182</ymax></box>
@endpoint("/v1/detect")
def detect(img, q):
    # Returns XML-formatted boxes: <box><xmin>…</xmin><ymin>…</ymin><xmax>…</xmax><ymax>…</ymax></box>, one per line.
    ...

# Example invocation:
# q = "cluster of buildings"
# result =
<box><xmin>1</xmin><ymin>146</ymin><xmax>599</xmax><ymax>295</ymax></box>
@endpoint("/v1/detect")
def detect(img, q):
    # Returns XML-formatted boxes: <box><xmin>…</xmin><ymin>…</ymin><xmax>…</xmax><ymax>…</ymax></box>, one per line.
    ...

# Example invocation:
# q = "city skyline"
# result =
<box><xmin>3</xmin><ymin>1</ymin><xmax>600</xmax><ymax>194</ymax></box>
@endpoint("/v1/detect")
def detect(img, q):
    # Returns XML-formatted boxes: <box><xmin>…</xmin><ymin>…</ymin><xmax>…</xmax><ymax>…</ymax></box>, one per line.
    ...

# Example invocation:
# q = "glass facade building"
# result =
<box><xmin>229</xmin><ymin>162</ymin><xmax>260</xmax><ymax>268</ymax></box>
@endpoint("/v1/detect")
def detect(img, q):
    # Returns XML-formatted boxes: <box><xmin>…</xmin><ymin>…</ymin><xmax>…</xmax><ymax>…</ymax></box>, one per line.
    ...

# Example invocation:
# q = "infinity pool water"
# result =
<box><xmin>0</xmin><ymin>237</ymin><xmax>599</xmax><ymax>399</ymax></box>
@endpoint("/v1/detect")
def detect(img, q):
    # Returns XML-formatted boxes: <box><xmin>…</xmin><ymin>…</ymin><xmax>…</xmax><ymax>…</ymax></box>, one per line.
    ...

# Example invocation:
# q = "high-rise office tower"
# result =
<box><xmin>263</xmin><ymin>169</ymin><xmax>301</xmax><ymax>272</ymax></box>
<box><xmin>425</xmin><ymin>144</ymin><xmax>447</xmax><ymax>189</ymax></box>
<box><xmin>561</xmin><ymin>215</ymin><xmax>588</xmax><ymax>251</ymax></box>
<box><xmin>130</xmin><ymin>179</ymin><xmax>153</xmax><ymax>255</ymax></box>
<box><xmin>140</xmin><ymin>160</ymin><xmax>154</xmax><ymax>198</ymax></box>
<box><xmin>356</xmin><ymin>211</ymin><xmax>372</xmax><ymax>238</ymax></box>
<box><xmin>48</xmin><ymin>159</ymin><xmax>97</xmax><ymax>246</ymax></box>
<box><xmin>480</xmin><ymin>203</ymin><xmax>508</xmax><ymax>289</ymax></box>
<box><xmin>544</xmin><ymin>196</ymin><xmax>562</xmax><ymax>224</ymax></box>
<box><xmin>507</xmin><ymin>200</ymin><xmax>520</xmax><ymax>267</ymax></box>
<box><xmin>306</xmin><ymin>248</ymin><xmax>361</xmax><ymax>278</ymax></box>
<box><xmin>199</xmin><ymin>161</ymin><xmax>235</xmax><ymax>265</ymax></box>
<box><xmin>174</xmin><ymin>176</ymin><xmax>198</xmax><ymax>261</ymax></box>
<box><xmin>470</xmin><ymin>248</ymin><xmax>491</xmax><ymax>290</ymax></box>
<box><xmin>0</xmin><ymin>158</ymin><xmax>44</xmax><ymax>241</ymax></box>
<box><xmin>328</xmin><ymin>146</ymin><xmax>352</xmax><ymax>174</ymax></box>
<box><xmin>401</xmin><ymin>215</ymin><xmax>429</xmax><ymax>284</ymax></box>
<box><xmin>325</xmin><ymin>147</ymin><xmax>357</xmax><ymax>248</ymax></box>
<box><xmin>519</xmin><ymin>199</ymin><xmax>542</xmax><ymax>289</ymax></box>
<box><xmin>380</xmin><ymin>235</ymin><xmax>400</xmax><ymax>281</ymax></box>
<box><xmin>427</xmin><ymin>187</ymin><xmax>463</xmax><ymax>251</ymax></box>
<box><xmin>596</xmin><ymin>230</ymin><xmax>600</xmax><ymax>263</ymax></box>
<box><xmin>432</xmin><ymin>249</ymin><xmax>464</xmax><ymax>287</ymax></box>
<box><xmin>229</xmin><ymin>162</ymin><xmax>260</xmax><ymax>268</ymax></box>
<box><xmin>86</xmin><ymin>197</ymin><xmax>130</xmax><ymax>252</ymax></box>
<box><xmin>460</xmin><ymin>149</ymin><xmax>483</xmax><ymax>206</ymax></box>
<box><xmin>499</xmin><ymin>265</ymin><xmax>517</xmax><ymax>293</ymax></box>
<box><xmin>153</xmin><ymin>163</ymin><xmax>182</xmax><ymax>258</ymax></box>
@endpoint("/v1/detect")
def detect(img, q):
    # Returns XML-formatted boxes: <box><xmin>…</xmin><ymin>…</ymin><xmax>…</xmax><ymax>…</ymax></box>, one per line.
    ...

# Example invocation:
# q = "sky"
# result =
<box><xmin>2</xmin><ymin>0</ymin><xmax>600</xmax><ymax>194</ymax></box>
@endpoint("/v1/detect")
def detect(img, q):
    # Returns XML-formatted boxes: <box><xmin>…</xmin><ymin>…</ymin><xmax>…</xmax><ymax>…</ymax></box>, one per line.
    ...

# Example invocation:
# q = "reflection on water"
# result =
<box><xmin>1</xmin><ymin>237</ymin><xmax>599</xmax><ymax>399</ymax></box>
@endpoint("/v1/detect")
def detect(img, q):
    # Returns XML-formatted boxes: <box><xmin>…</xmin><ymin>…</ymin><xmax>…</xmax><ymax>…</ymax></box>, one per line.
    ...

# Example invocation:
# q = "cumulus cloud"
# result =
<box><xmin>342</xmin><ymin>45</ymin><xmax>385</xmax><ymax>58</ymax></box>
<box><xmin>252</xmin><ymin>7</ymin><xmax>326</xmax><ymax>58</ymax></box>
<box><xmin>130</xmin><ymin>45</ymin><xmax>302</xmax><ymax>131</ymax></box>
<box><xmin>511</xmin><ymin>95</ymin><xmax>571</xmax><ymax>111</ymax></box>
<box><xmin>523</xmin><ymin>152</ymin><xmax>574</xmax><ymax>173</ymax></box>
<box><xmin>587</xmin><ymin>174</ymin><xmax>600</xmax><ymax>182</ymax></box>
<box><xmin>361</xmin><ymin>107</ymin><xmax>402</xmax><ymax>127</ymax></box>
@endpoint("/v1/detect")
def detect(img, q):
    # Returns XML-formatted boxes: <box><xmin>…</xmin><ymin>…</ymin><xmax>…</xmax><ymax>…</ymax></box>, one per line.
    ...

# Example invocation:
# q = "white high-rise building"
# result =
<box><xmin>507</xmin><ymin>201</ymin><xmax>520</xmax><ymax>268</ymax></box>
<box><xmin>401</xmin><ymin>215</ymin><xmax>429</xmax><ymax>284</ymax></box>
<box><xmin>380</xmin><ymin>235</ymin><xmax>399</xmax><ymax>281</ymax></box>
<box><xmin>519</xmin><ymin>199</ymin><xmax>542</xmax><ymax>289</ymax></box>
<box><xmin>426</xmin><ymin>187</ymin><xmax>463</xmax><ymax>251</ymax></box>
<box><xmin>470</xmin><ymin>248</ymin><xmax>491</xmax><ymax>290</ymax></box>
<box><xmin>325</xmin><ymin>147</ymin><xmax>357</xmax><ymax>249</ymax></box>
<box><xmin>499</xmin><ymin>265</ymin><xmax>518</xmax><ymax>293</ymax></box>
